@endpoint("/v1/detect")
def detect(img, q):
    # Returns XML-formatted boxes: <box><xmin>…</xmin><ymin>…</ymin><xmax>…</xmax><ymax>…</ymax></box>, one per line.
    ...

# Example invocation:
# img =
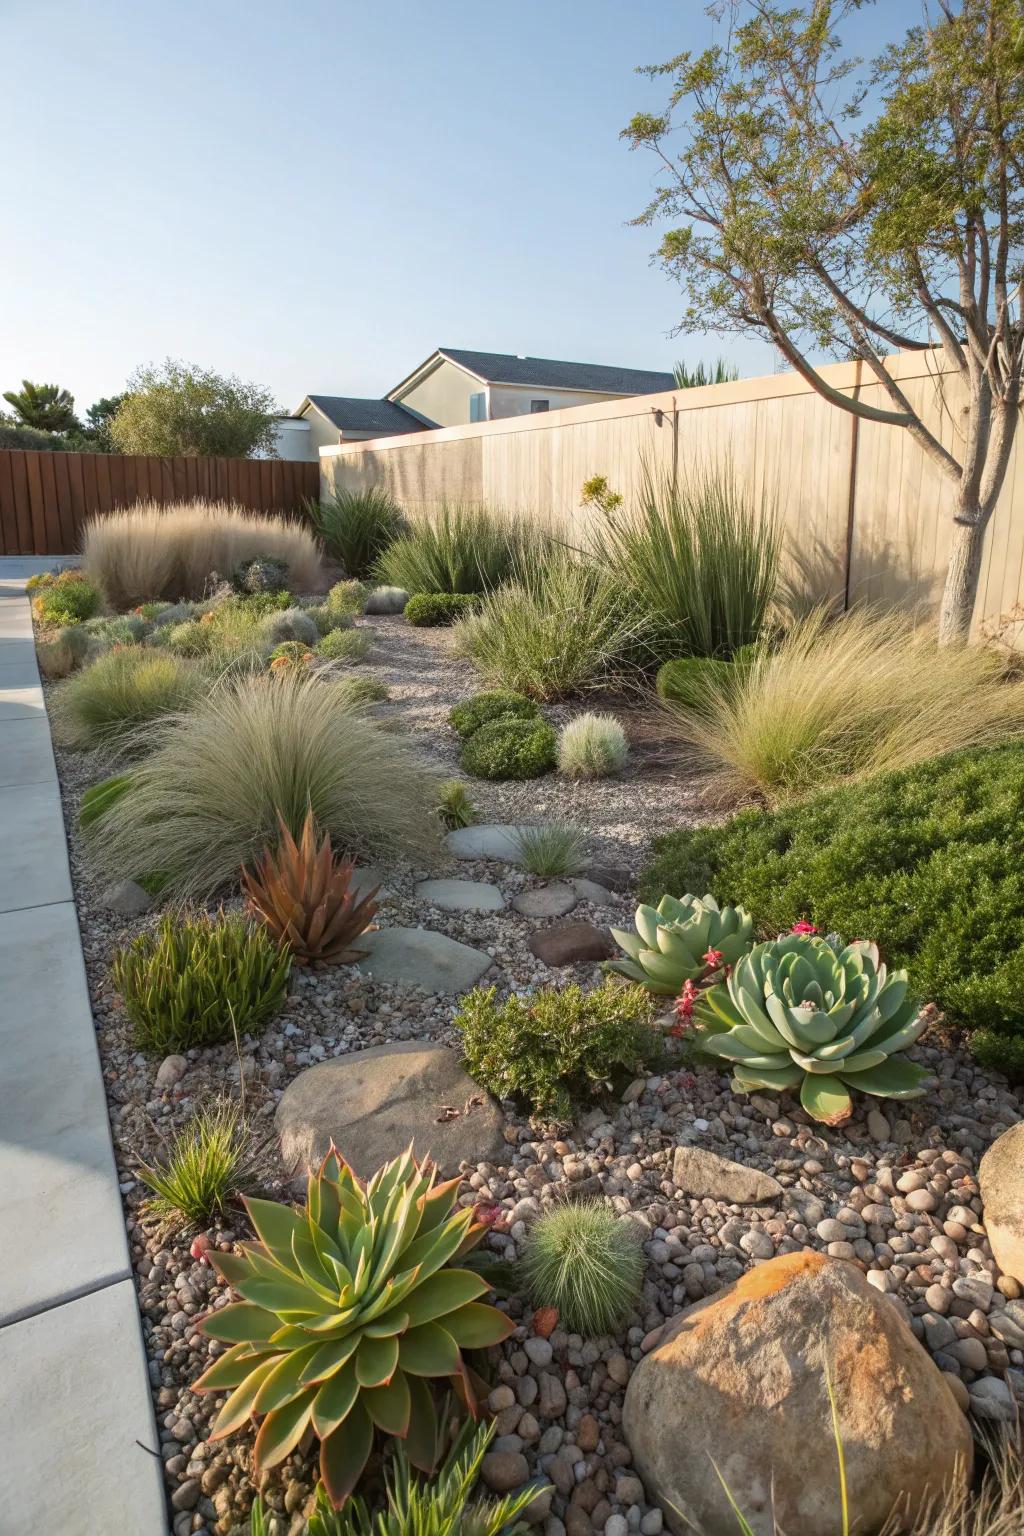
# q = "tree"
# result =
<box><xmin>0</xmin><ymin>413</ymin><xmax>76</xmax><ymax>450</ymax></box>
<box><xmin>623</xmin><ymin>0</ymin><xmax>1024</xmax><ymax>643</ymax></box>
<box><xmin>77</xmin><ymin>394</ymin><xmax>127</xmax><ymax>453</ymax></box>
<box><xmin>2</xmin><ymin>380</ymin><xmax>80</xmax><ymax>434</ymax></box>
<box><xmin>109</xmin><ymin>360</ymin><xmax>279</xmax><ymax>459</ymax></box>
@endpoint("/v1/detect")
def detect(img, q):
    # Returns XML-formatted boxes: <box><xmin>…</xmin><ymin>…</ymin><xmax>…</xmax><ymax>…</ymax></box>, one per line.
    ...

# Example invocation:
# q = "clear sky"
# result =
<box><xmin>2</xmin><ymin>0</ymin><xmax>907</xmax><ymax>417</ymax></box>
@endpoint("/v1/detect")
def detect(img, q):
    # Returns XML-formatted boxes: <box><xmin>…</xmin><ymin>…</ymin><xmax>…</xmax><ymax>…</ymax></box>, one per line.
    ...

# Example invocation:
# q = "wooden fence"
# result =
<box><xmin>0</xmin><ymin>450</ymin><xmax>320</xmax><ymax>556</ymax></box>
<box><xmin>321</xmin><ymin>352</ymin><xmax>1024</xmax><ymax>636</ymax></box>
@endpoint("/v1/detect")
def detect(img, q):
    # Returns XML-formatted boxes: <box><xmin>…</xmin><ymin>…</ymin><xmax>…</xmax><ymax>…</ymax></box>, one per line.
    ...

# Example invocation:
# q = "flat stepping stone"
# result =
<box><xmin>275</xmin><ymin>1041</ymin><xmax>506</xmax><ymax>1178</ymax></box>
<box><xmin>513</xmin><ymin>882</ymin><xmax>578</xmax><ymax>919</ymax></box>
<box><xmin>571</xmin><ymin>877</ymin><xmax>615</xmax><ymax>907</ymax></box>
<box><xmin>351</xmin><ymin>864</ymin><xmax>391</xmax><ymax>902</ymax></box>
<box><xmin>415</xmin><ymin>878</ymin><xmax>505</xmax><ymax>913</ymax></box>
<box><xmin>529</xmin><ymin>921</ymin><xmax>616</xmax><ymax>967</ymax></box>
<box><xmin>445</xmin><ymin>823</ymin><xmax>529</xmax><ymax>863</ymax></box>
<box><xmin>355</xmin><ymin>927</ymin><xmax>492</xmax><ymax>993</ymax></box>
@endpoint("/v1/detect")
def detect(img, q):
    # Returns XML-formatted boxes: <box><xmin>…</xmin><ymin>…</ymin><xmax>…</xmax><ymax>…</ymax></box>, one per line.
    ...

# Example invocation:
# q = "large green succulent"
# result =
<box><xmin>694</xmin><ymin>932</ymin><xmax>931</xmax><ymax>1124</ymax></box>
<box><xmin>608</xmin><ymin>892</ymin><xmax>754</xmax><ymax>996</ymax></box>
<box><xmin>194</xmin><ymin>1147</ymin><xmax>513</xmax><ymax>1508</ymax></box>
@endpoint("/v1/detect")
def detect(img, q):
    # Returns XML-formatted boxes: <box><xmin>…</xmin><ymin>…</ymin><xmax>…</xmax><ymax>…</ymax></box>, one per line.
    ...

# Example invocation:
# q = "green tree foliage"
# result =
<box><xmin>624</xmin><ymin>0</ymin><xmax>1024</xmax><ymax>643</ymax></box>
<box><xmin>109</xmin><ymin>359</ymin><xmax>279</xmax><ymax>459</ymax></box>
<box><xmin>77</xmin><ymin>394</ymin><xmax>127</xmax><ymax>452</ymax></box>
<box><xmin>2</xmin><ymin>380</ymin><xmax>80</xmax><ymax>433</ymax></box>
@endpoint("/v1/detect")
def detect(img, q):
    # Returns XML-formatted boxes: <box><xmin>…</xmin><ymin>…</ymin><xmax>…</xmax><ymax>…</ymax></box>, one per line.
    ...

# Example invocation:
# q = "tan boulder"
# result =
<box><xmin>622</xmin><ymin>1251</ymin><xmax>971</xmax><ymax>1536</ymax></box>
<box><xmin>979</xmin><ymin>1121</ymin><xmax>1024</xmax><ymax>1284</ymax></box>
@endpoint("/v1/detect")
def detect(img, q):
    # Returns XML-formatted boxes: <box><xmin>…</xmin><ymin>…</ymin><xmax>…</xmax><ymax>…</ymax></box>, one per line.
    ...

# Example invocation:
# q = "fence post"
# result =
<box><xmin>842</xmin><ymin>360</ymin><xmax>863</xmax><ymax>612</ymax></box>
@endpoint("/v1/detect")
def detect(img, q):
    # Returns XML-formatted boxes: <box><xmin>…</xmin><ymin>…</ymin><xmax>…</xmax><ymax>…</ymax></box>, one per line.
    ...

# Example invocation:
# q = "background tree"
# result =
<box><xmin>2</xmin><ymin>380</ymin><xmax>80</xmax><ymax>434</ymax></box>
<box><xmin>0</xmin><ymin>414</ymin><xmax>76</xmax><ymax>450</ymax></box>
<box><xmin>624</xmin><ymin>0</ymin><xmax>1024</xmax><ymax>643</ymax></box>
<box><xmin>76</xmin><ymin>393</ymin><xmax>126</xmax><ymax>452</ymax></box>
<box><xmin>109</xmin><ymin>360</ymin><xmax>279</xmax><ymax>459</ymax></box>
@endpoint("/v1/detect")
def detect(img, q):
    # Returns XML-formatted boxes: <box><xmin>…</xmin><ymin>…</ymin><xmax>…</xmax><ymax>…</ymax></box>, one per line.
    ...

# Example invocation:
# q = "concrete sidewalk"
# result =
<box><xmin>0</xmin><ymin>559</ymin><xmax>167</xmax><ymax>1530</ymax></box>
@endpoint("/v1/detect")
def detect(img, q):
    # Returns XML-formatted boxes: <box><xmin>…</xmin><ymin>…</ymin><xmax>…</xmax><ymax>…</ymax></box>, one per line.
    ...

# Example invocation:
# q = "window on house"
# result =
<box><xmin>469</xmin><ymin>392</ymin><xmax>487</xmax><ymax>422</ymax></box>
<box><xmin>530</xmin><ymin>399</ymin><xmax>550</xmax><ymax>413</ymax></box>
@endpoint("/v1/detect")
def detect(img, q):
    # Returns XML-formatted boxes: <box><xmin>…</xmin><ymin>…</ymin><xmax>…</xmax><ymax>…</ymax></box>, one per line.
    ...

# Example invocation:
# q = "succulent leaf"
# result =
<box><xmin>607</xmin><ymin>892</ymin><xmax>754</xmax><ymax>996</ymax></box>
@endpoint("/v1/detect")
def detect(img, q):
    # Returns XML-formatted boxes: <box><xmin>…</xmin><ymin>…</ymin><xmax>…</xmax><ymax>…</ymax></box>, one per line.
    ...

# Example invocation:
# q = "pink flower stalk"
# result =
<box><xmin>702</xmin><ymin>947</ymin><xmax>725</xmax><ymax>969</ymax></box>
<box><xmin>791</xmin><ymin>921</ymin><xmax>818</xmax><ymax>936</ymax></box>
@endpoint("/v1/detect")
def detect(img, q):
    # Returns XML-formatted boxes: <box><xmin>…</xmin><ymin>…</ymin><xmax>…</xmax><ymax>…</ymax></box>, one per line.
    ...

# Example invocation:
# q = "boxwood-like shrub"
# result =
<box><xmin>449</xmin><ymin>689</ymin><xmax>539</xmax><ymax>739</ymax></box>
<box><xmin>32</xmin><ymin>575</ymin><xmax>101</xmax><ymax>626</ymax></box>
<box><xmin>460</xmin><ymin>716</ymin><xmax>556</xmax><ymax>779</ymax></box>
<box><xmin>404</xmin><ymin>591</ymin><xmax>479</xmax><ymax>626</ymax></box>
<box><xmin>655</xmin><ymin>647</ymin><xmax>755</xmax><ymax>711</ymax></box>
<box><xmin>641</xmin><ymin>744</ymin><xmax>1024</xmax><ymax>1081</ymax></box>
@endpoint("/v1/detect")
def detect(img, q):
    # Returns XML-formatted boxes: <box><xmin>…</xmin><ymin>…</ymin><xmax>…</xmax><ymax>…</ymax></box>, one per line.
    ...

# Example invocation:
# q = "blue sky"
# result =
<box><xmin>2</xmin><ymin>0</ymin><xmax>906</xmax><ymax>415</ymax></box>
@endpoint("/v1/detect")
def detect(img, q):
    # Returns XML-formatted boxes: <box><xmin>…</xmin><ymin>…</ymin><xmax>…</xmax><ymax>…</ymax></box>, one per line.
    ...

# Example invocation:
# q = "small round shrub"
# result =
<box><xmin>136</xmin><ymin>601</ymin><xmax>173</xmax><ymax>621</ymax></box>
<box><xmin>150</xmin><ymin>601</ymin><xmax>199</xmax><ymax>629</ymax></box>
<box><xmin>315</xmin><ymin>627</ymin><xmax>373</xmax><ymax>663</ymax></box>
<box><xmin>233</xmin><ymin>555</ymin><xmax>288</xmax><ymax>594</ymax></box>
<box><xmin>268</xmin><ymin>641</ymin><xmax>315</xmax><ymax>674</ymax></box>
<box><xmin>655</xmin><ymin>652</ymin><xmax>753</xmax><ymax>712</ymax></box>
<box><xmin>305</xmin><ymin>602</ymin><xmax>350</xmax><ymax>636</ymax></box>
<box><xmin>326</xmin><ymin>579</ymin><xmax>369</xmax><ymax>620</ymax></box>
<box><xmin>333</xmin><ymin>675</ymin><xmax>390</xmax><ymax>707</ymax></box>
<box><xmin>449</xmin><ymin>689</ymin><xmax>540</xmax><ymax>739</ymax></box>
<box><xmin>163</xmin><ymin>619</ymin><xmax>212</xmax><ymax>657</ymax></box>
<box><xmin>460</xmin><ymin>716</ymin><xmax>556</xmax><ymax>780</ymax></box>
<box><xmin>558</xmin><ymin>713</ymin><xmax>629</xmax><ymax>779</ymax></box>
<box><xmin>259</xmin><ymin>606</ymin><xmax>320</xmax><ymax>648</ymax></box>
<box><xmin>52</xmin><ymin>648</ymin><xmax>204</xmax><ymax>754</ymax></box>
<box><xmin>32</xmin><ymin>576</ymin><xmax>100</xmax><ymax>626</ymax></box>
<box><xmin>519</xmin><ymin>1204</ymin><xmax>644</xmax><ymax>1335</ymax></box>
<box><xmin>404</xmin><ymin>591</ymin><xmax>479</xmax><ymax>627</ymax></box>
<box><xmin>82</xmin><ymin>614</ymin><xmax>148</xmax><ymax>647</ymax></box>
<box><xmin>37</xmin><ymin>624</ymin><xmax>97</xmax><ymax>679</ymax></box>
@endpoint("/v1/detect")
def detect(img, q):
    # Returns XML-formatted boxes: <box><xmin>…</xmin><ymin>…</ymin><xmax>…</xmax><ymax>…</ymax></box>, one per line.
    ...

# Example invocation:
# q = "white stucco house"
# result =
<box><xmin>275</xmin><ymin>348</ymin><xmax>675</xmax><ymax>459</ymax></box>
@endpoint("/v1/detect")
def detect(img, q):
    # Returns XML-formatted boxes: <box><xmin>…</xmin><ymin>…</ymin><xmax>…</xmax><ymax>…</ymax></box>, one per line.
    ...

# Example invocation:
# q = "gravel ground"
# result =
<box><xmin>45</xmin><ymin>613</ymin><xmax>1024</xmax><ymax>1536</ymax></box>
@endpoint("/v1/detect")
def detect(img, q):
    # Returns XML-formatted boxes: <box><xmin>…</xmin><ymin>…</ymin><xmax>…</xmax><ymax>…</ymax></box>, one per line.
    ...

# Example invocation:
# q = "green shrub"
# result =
<box><xmin>37</xmin><ymin>624</ymin><xmax>96</xmax><ymax>680</ymax></box>
<box><xmin>313</xmin><ymin>488</ymin><xmax>406</xmax><ymax>578</ymax></box>
<box><xmin>557</xmin><ymin>712</ymin><xmax>629</xmax><ymax>779</ymax></box>
<box><xmin>460</xmin><ymin>716</ymin><xmax>557</xmax><ymax>780</ymax></box>
<box><xmin>301</xmin><ymin>602</ymin><xmax>339</xmax><ymax>636</ymax></box>
<box><xmin>52</xmin><ymin>648</ymin><xmax>204</xmax><ymax>754</ymax></box>
<box><xmin>79</xmin><ymin>773</ymin><xmax>135</xmax><ymax>829</ymax></box>
<box><xmin>268</xmin><ymin>641</ymin><xmax>315</xmax><ymax>673</ymax></box>
<box><xmin>449</xmin><ymin>690</ymin><xmax>539</xmax><ymax>739</ymax></box>
<box><xmin>32</xmin><ymin>576</ymin><xmax>100</xmax><ymax>626</ymax></box>
<box><xmin>110</xmin><ymin>909</ymin><xmax>291</xmax><ymax>1051</ymax></box>
<box><xmin>137</xmin><ymin>600</ymin><xmax>173</xmax><ymax>621</ymax></box>
<box><xmin>86</xmin><ymin>674</ymin><xmax>440</xmax><ymax>897</ymax></box>
<box><xmin>260</xmin><ymin>605</ymin><xmax>320</xmax><ymax>648</ymax></box>
<box><xmin>26</xmin><ymin>570</ymin><xmax>58</xmax><ymax>592</ymax></box>
<box><xmin>233</xmin><ymin>554</ymin><xmax>288</xmax><ymax>594</ymax></box>
<box><xmin>376</xmin><ymin>503</ymin><xmax>547</xmax><ymax>594</ymax></box>
<box><xmin>436</xmin><ymin>779</ymin><xmax>476</xmax><ymax>830</ymax></box>
<box><xmin>455</xmin><ymin>554</ymin><xmax>651</xmax><ymax>700</ymax></box>
<box><xmin>655</xmin><ymin>648</ymin><xmax>755</xmax><ymax>711</ymax></box>
<box><xmin>404</xmin><ymin>591</ymin><xmax>479</xmax><ymax>626</ymax></box>
<box><xmin>512</xmin><ymin>823</ymin><xmax>589</xmax><ymax>876</ymax></box>
<box><xmin>642</xmin><ymin>744</ymin><xmax>1024</xmax><ymax>1080</ymax></box>
<box><xmin>596</xmin><ymin>463</ymin><xmax>780</xmax><ymax>659</ymax></box>
<box><xmin>137</xmin><ymin>1100</ymin><xmax>257</xmax><ymax>1231</ymax></box>
<box><xmin>163</xmin><ymin>618</ymin><xmax>211</xmax><ymax>657</ymax></box>
<box><xmin>82</xmin><ymin>613</ymin><xmax>149</xmax><ymax>647</ymax></box>
<box><xmin>454</xmin><ymin>980</ymin><xmax>659</xmax><ymax>1118</ymax></box>
<box><xmin>333</xmin><ymin>675</ymin><xmax>390</xmax><ymax>707</ymax></box>
<box><xmin>519</xmin><ymin>1204</ymin><xmax>644</xmax><ymax>1335</ymax></box>
<box><xmin>315</xmin><ymin>627</ymin><xmax>373</xmax><ymax>663</ymax></box>
<box><xmin>326</xmin><ymin>579</ymin><xmax>370</xmax><ymax>619</ymax></box>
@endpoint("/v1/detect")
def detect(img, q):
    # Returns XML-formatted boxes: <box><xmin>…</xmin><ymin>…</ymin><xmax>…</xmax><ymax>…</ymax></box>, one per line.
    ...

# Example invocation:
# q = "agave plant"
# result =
<box><xmin>194</xmin><ymin>1147</ymin><xmax>514</xmax><ymax>1508</ymax></box>
<box><xmin>242</xmin><ymin>811</ymin><xmax>379</xmax><ymax>966</ymax></box>
<box><xmin>608</xmin><ymin>892</ymin><xmax>754</xmax><ymax>996</ymax></box>
<box><xmin>694</xmin><ymin>932</ymin><xmax>931</xmax><ymax>1124</ymax></box>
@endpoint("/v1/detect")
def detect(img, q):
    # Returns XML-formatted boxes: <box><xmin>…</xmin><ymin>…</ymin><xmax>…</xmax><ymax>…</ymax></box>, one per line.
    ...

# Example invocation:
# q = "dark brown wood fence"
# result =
<box><xmin>0</xmin><ymin>450</ymin><xmax>321</xmax><ymax>556</ymax></box>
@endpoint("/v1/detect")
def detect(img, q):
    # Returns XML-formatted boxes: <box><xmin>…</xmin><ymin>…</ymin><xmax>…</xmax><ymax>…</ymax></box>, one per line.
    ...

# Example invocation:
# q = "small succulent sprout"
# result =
<box><xmin>694</xmin><ymin>932</ymin><xmax>931</xmax><ymax>1124</ymax></box>
<box><xmin>192</xmin><ymin>1146</ymin><xmax>514</xmax><ymax>1509</ymax></box>
<box><xmin>608</xmin><ymin>892</ymin><xmax>754</xmax><ymax>996</ymax></box>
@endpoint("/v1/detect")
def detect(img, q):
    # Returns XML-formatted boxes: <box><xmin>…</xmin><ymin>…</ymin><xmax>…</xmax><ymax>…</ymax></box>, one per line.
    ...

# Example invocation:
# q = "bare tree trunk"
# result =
<box><xmin>937</xmin><ymin>511</ymin><xmax>988</xmax><ymax>645</ymax></box>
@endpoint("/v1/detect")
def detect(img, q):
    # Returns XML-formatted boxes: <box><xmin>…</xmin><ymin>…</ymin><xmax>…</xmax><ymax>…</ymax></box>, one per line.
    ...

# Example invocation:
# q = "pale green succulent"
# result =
<box><xmin>608</xmin><ymin>893</ymin><xmax>754</xmax><ymax>996</ymax></box>
<box><xmin>194</xmin><ymin>1146</ymin><xmax>513</xmax><ymax>1509</ymax></box>
<box><xmin>695</xmin><ymin>932</ymin><xmax>931</xmax><ymax>1124</ymax></box>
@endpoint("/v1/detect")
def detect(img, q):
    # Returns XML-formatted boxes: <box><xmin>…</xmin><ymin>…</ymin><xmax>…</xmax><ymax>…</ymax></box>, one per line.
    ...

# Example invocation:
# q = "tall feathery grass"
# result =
<box><xmin>455</xmin><ymin>553</ymin><xmax>652</xmax><ymax>700</ymax></box>
<box><xmin>597</xmin><ymin>463</ymin><xmax>781</xmax><ymax>658</ymax></box>
<box><xmin>666</xmin><ymin>607</ymin><xmax>1024</xmax><ymax>803</ymax></box>
<box><xmin>86</xmin><ymin>673</ymin><xmax>441</xmax><ymax>897</ymax></box>
<box><xmin>311</xmin><ymin>488</ymin><xmax>406</xmax><ymax>579</ymax></box>
<box><xmin>51</xmin><ymin>647</ymin><xmax>205</xmax><ymax>756</ymax></box>
<box><xmin>83</xmin><ymin>500</ymin><xmax>322</xmax><ymax>607</ymax></box>
<box><xmin>375</xmin><ymin>502</ymin><xmax>551</xmax><ymax>594</ymax></box>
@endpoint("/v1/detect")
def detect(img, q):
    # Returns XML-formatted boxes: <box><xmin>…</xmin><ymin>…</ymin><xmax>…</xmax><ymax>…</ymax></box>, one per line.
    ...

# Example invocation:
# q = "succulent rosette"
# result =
<box><xmin>608</xmin><ymin>892</ymin><xmax>754</xmax><ymax>996</ymax></box>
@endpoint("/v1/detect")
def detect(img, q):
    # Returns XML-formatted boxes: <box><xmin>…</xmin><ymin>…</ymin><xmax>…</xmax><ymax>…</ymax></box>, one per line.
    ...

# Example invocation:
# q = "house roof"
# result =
<box><xmin>413</xmin><ymin>348</ymin><xmax>676</xmax><ymax>396</ymax></box>
<box><xmin>298</xmin><ymin>395</ymin><xmax>431</xmax><ymax>435</ymax></box>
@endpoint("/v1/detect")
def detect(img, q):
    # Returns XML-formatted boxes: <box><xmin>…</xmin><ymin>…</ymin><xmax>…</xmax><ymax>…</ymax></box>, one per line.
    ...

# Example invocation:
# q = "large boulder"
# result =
<box><xmin>979</xmin><ymin>1121</ymin><xmax>1024</xmax><ymax>1284</ymax></box>
<box><xmin>622</xmin><ymin>1251</ymin><xmax>971</xmax><ymax>1536</ymax></box>
<box><xmin>275</xmin><ymin>1041</ymin><xmax>507</xmax><ymax>1180</ymax></box>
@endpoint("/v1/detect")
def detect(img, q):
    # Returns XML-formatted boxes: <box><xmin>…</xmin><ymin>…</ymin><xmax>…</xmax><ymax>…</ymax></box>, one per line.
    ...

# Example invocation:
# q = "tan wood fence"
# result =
<box><xmin>321</xmin><ymin>353</ymin><xmax>1024</xmax><ymax>636</ymax></box>
<box><xmin>0</xmin><ymin>450</ymin><xmax>320</xmax><ymax>556</ymax></box>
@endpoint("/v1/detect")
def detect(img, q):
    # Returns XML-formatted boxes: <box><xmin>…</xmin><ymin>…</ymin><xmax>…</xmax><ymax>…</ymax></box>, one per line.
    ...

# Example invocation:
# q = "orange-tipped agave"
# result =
<box><xmin>241</xmin><ymin>810</ymin><xmax>379</xmax><ymax>966</ymax></box>
<box><xmin>192</xmin><ymin>1146</ymin><xmax>513</xmax><ymax>1508</ymax></box>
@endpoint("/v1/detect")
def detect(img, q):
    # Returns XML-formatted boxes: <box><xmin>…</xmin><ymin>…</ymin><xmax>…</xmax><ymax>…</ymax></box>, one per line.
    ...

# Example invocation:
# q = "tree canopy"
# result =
<box><xmin>2</xmin><ymin>380</ymin><xmax>80</xmax><ymax>434</ymax></box>
<box><xmin>109</xmin><ymin>360</ymin><xmax>279</xmax><ymax>459</ymax></box>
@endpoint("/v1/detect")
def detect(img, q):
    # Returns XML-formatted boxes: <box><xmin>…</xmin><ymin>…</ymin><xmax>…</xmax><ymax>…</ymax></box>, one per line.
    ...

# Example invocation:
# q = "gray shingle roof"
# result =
<box><xmin>305</xmin><ymin>396</ymin><xmax>430</xmax><ymax>434</ymax></box>
<box><xmin>436</xmin><ymin>348</ymin><xmax>675</xmax><ymax>395</ymax></box>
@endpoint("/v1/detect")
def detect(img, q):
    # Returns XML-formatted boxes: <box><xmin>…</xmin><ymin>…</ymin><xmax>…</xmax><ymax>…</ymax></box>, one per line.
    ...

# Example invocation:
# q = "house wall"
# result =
<box><xmin>488</xmin><ymin>384</ymin><xmax>623</xmax><ymax>419</ymax></box>
<box><xmin>300</xmin><ymin>407</ymin><xmax>343</xmax><ymax>457</ymax></box>
<box><xmin>392</xmin><ymin>359</ymin><xmax>478</xmax><ymax>428</ymax></box>
<box><xmin>257</xmin><ymin>418</ymin><xmax>315</xmax><ymax>461</ymax></box>
<box><xmin>320</xmin><ymin>351</ymin><xmax>1024</xmax><ymax>637</ymax></box>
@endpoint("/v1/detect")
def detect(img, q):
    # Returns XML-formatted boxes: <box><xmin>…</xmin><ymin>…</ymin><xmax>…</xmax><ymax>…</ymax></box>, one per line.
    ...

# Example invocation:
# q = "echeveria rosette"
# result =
<box><xmin>608</xmin><ymin>892</ymin><xmax>754</xmax><ymax>997</ymax></box>
<box><xmin>693</xmin><ymin>933</ymin><xmax>931</xmax><ymax>1125</ymax></box>
<box><xmin>193</xmin><ymin>1146</ymin><xmax>513</xmax><ymax>1508</ymax></box>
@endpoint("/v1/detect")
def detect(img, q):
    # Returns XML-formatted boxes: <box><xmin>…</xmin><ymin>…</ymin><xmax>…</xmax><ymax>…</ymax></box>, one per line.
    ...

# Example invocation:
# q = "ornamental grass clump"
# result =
<box><xmin>436</xmin><ymin>780</ymin><xmax>476</xmax><ymax>830</ymax></box>
<box><xmin>110</xmin><ymin>909</ymin><xmax>291</xmax><ymax>1052</ymax></box>
<box><xmin>242</xmin><ymin>812</ymin><xmax>380</xmax><ymax>966</ymax></box>
<box><xmin>137</xmin><ymin>1099</ymin><xmax>258</xmax><ymax>1232</ymax></box>
<box><xmin>193</xmin><ymin>1146</ymin><xmax>514</xmax><ymax>1508</ymax></box>
<box><xmin>86</xmin><ymin>674</ymin><xmax>440</xmax><ymax>898</ymax></box>
<box><xmin>313</xmin><ymin>489</ymin><xmax>406</xmax><ymax>579</ymax></box>
<box><xmin>519</xmin><ymin>1205</ymin><xmax>644</xmax><ymax>1336</ymax></box>
<box><xmin>512</xmin><ymin>824</ymin><xmax>589</xmax><ymax>877</ymax></box>
<box><xmin>557</xmin><ymin>713</ymin><xmax>629</xmax><ymax>779</ymax></box>
<box><xmin>51</xmin><ymin>647</ymin><xmax>205</xmax><ymax>756</ymax></box>
<box><xmin>454</xmin><ymin>981</ymin><xmax>659</xmax><ymax>1119</ymax></box>
<box><xmin>695</xmin><ymin>932</ymin><xmax>931</xmax><ymax>1125</ymax></box>
<box><xmin>326</xmin><ymin>579</ymin><xmax>370</xmax><ymax>620</ymax></box>
<box><xmin>316</xmin><ymin>628</ymin><xmax>373</xmax><ymax>664</ymax></box>
<box><xmin>376</xmin><ymin>503</ymin><xmax>547</xmax><ymax>595</ymax></box>
<box><xmin>404</xmin><ymin>592</ymin><xmax>479</xmax><ymax>627</ymax></box>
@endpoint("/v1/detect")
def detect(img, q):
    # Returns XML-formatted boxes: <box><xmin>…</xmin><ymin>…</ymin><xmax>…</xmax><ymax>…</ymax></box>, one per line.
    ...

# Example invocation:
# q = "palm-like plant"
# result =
<box><xmin>2</xmin><ymin>379</ymin><xmax>80</xmax><ymax>432</ymax></box>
